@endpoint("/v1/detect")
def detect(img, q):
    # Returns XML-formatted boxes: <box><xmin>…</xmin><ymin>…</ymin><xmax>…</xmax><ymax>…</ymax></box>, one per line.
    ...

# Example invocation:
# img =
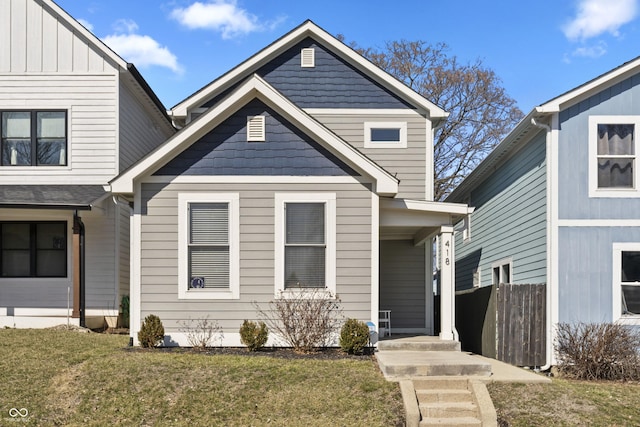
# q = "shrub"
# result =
<box><xmin>339</xmin><ymin>319</ymin><xmax>370</xmax><ymax>355</ymax></box>
<box><xmin>138</xmin><ymin>314</ymin><xmax>165</xmax><ymax>348</ymax></box>
<box><xmin>255</xmin><ymin>288</ymin><xmax>343</xmax><ymax>353</ymax></box>
<box><xmin>179</xmin><ymin>316</ymin><xmax>223</xmax><ymax>349</ymax></box>
<box><xmin>239</xmin><ymin>320</ymin><xmax>269</xmax><ymax>351</ymax></box>
<box><xmin>555</xmin><ymin>322</ymin><xmax>640</xmax><ymax>381</ymax></box>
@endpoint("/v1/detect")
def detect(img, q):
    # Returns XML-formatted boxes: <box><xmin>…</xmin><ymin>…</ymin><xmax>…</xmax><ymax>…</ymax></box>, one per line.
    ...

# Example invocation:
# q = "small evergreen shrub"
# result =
<box><xmin>138</xmin><ymin>314</ymin><xmax>165</xmax><ymax>348</ymax></box>
<box><xmin>339</xmin><ymin>318</ymin><xmax>370</xmax><ymax>355</ymax></box>
<box><xmin>239</xmin><ymin>320</ymin><xmax>269</xmax><ymax>351</ymax></box>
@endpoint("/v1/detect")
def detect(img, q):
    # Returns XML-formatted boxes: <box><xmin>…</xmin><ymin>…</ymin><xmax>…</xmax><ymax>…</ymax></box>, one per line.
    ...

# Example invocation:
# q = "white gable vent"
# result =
<box><xmin>301</xmin><ymin>48</ymin><xmax>315</xmax><ymax>68</ymax></box>
<box><xmin>247</xmin><ymin>115</ymin><xmax>265</xmax><ymax>141</ymax></box>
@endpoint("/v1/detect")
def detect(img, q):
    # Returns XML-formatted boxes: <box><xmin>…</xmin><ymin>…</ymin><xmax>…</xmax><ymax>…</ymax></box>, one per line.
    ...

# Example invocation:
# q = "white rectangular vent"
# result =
<box><xmin>301</xmin><ymin>48</ymin><xmax>315</xmax><ymax>68</ymax></box>
<box><xmin>247</xmin><ymin>115</ymin><xmax>265</xmax><ymax>142</ymax></box>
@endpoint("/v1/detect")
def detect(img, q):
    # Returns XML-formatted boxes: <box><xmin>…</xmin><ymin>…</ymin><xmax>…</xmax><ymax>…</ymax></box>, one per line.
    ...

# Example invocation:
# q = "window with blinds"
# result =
<box><xmin>284</xmin><ymin>202</ymin><xmax>325</xmax><ymax>288</ymax></box>
<box><xmin>188</xmin><ymin>203</ymin><xmax>230</xmax><ymax>289</ymax></box>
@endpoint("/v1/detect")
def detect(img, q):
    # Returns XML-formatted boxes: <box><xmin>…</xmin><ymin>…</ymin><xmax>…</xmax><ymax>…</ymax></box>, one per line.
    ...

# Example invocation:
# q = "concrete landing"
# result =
<box><xmin>377</xmin><ymin>351</ymin><xmax>492</xmax><ymax>379</ymax></box>
<box><xmin>378</xmin><ymin>335</ymin><xmax>461</xmax><ymax>352</ymax></box>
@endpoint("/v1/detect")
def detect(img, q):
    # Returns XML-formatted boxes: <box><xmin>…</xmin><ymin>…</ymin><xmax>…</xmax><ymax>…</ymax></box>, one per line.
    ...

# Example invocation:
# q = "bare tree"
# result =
<box><xmin>340</xmin><ymin>37</ymin><xmax>524</xmax><ymax>200</ymax></box>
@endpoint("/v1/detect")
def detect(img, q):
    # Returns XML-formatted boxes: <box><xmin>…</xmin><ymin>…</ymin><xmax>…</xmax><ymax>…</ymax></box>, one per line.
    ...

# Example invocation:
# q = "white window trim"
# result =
<box><xmin>472</xmin><ymin>266</ymin><xmax>481</xmax><ymax>288</ymax></box>
<box><xmin>588</xmin><ymin>115</ymin><xmax>640</xmax><ymax>198</ymax></box>
<box><xmin>274</xmin><ymin>193</ymin><xmax>336</xmax><ymax>298</ymax></box>
<box><xmin>364</xmin><ymin>122</ymin><xmax>407</xmax><ymax>148</ymax></box>
<box><xmin>178</xmin><ymin>193</ymin><xmax>240</xmax><ymax>300</ymax></box>
<box><xmin>491</xmin><ymin>257</ymin><xmax>512</xmax><ymax>285</ymax></box>
<box><xmin>301</xmin><ymin>48</ymin><xmax>315</xmax><ymax>68</ymax></box>
<box><xmin>613</xmin><ymin>242</ymin><xmax>640</xmax><ymax>324</ymax></box>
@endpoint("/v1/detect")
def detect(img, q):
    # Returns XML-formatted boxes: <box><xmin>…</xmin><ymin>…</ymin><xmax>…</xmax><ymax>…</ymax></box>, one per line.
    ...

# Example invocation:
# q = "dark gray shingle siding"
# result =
<box><xmin>154</xmin><ymin>99</ymin><xmax>356</xmax><ymax>176</ymax></box>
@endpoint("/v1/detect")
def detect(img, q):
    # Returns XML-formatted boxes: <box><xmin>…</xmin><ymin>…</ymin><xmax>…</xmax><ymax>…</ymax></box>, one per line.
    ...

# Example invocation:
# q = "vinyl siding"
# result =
<box><xmin>380</xmin><ymin>240</ymin><xmax>426</xmax><ymax>329</ymax></box>
<box><xmin>454</xmin><ymin>130</ymin><xmax>547</xmax><ymax>290</ymax></box>
<box><xmin>312</xmin><ymin>112</ymin><xmax>428</xmax><ymax>199</ymax></box>
<box><xmin>0</xmin><ymin>0</ymin><xmax>111</xmax><ymax>73</ymax></box>
<box><xmin>138</xmin><ymin>182</ymin><xmax>372</xmax><ymax>332</ymax></box>
<box><xmin>155</xmin><ymin>99</ymin><xmax>355</xmax><ymax>177</ymax></box>
<box><xmin>558</xmin><ymin>226</ymin><xmax>640</xmax><ymax>323</ymax></box>
<box><xmin>558</xmin><ymin>72</ymin><xmax>640</xmax><ymax>219</ymax></box>
<box><xmin>119</xmin><ymin>80</ymin><xmax>173</xmax><ymax>172</ymax></box>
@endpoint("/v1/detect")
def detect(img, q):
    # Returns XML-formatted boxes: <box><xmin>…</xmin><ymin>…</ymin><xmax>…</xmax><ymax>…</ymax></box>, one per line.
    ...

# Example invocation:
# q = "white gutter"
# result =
<box><xmin>531</xmin><ymin>117</ymin><xmax>553</xmax><ymax>372</ymax></box>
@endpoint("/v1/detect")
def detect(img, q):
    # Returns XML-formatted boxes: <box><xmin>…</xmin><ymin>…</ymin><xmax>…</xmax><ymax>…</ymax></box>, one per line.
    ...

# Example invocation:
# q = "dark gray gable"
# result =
<box><xmin>154</xmin><ymin>99</ymin><xmax>357</xmax><ymax>176</ymax></box>
<box><xmin>203</xmin><ymin>37</ymin><xmax>412</xmax><ymax>109</ymax></box>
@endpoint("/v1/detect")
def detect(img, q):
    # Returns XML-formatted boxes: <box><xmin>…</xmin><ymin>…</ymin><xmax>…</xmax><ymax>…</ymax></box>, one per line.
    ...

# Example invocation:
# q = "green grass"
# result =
<box><xmin>488</xmin><ymin>378</ymin><xmax>640</xmax><ymax>426</ymax></box>
<box><xmin>0</xmin><ymin>329</ymin><xmax>403</xmax><ymax>426</ymax></box>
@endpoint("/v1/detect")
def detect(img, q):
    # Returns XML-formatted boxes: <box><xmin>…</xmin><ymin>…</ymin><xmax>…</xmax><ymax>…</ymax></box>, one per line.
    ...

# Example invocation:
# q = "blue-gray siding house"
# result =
<box><xmin>447</xmin><ymin>56</ymin><xmax>640</xmax><ymax>366</ymax></box>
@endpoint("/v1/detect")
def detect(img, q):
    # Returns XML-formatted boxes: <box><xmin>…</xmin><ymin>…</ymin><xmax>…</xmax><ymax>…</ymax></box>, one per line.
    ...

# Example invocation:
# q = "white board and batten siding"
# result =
<box><xmin>310</xmin><ymin>111</ymin><xmax>430</xmax><ymax>200</ymax></box>
<box><xmin>0</xmin><ymin>0</ymin><xmax>122</xmax><ymax>184</ymax></box>
<box><xmin>138</xmin><ymin>182</ymin><xmax>373</xmax><ymax>335</ymax></box>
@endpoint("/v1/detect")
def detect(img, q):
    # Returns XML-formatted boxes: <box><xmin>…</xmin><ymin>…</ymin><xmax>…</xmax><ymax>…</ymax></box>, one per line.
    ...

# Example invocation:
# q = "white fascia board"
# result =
<box><xmin>42</xmin><ymin>0</ymin><xmax>127</xmax><ymax>70</ymax></box>
<box><xmin>537</xmin><ymin>57</ymin><xmax>640</xmax><ymax>113</ymax></box>
<box><xmin>111</xmin><ymin>75</ymin><xmax>398</xmax><ymax>195</ymax></box>
<box><xmin>171</xmin><ymin>21</ymin><xmax>448</xmax><ymax>120</ymax></box>
<box><xmin>380</xmin><ymin>197</ymin><xmax>473</xmax><ymax>215</ymax></box>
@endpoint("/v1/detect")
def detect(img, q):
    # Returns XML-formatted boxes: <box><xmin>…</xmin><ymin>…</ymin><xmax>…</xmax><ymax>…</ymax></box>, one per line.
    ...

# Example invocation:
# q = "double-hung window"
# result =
<box><xmin>275</xmin><ymin>193</ymin><xmax>336</xmax><ymax>296</ymax></box>
<box><xmin>1</xmin><ymin>222</ymin><xmax>67</xmax><ymax>277</ymax></box>
<box><xmin>613</xmin><ymin>243</ymin><xmax>640</xmax><ymax>322</ymax></box>
<box><xmin>1</xmin><ymin>111</ymin><xmax>67</xmax><ymax>166</ymax></box>
<box><xmin>178</xmin><ymin>193</ymin><xmax>239</xmax><ymax>299</ymax></box>
<box><xmin>589</xmin><ymin>116</ymin><xmax>640</xmax><ymax>197</ymax></box>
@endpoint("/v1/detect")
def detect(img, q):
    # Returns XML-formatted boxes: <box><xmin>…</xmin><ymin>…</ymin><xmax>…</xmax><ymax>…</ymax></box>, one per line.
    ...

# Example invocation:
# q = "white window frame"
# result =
<box><xmin>473</xmin><ymin>266</ymin><xmax>481</xmax><ymax>288</ymax></box>
<box><xmin>491</xmin><ymin>257</ymin><xmax>512</xmax><ymax>285</ymax></box>
<box><xmin>301</xmin><ymin>48</ymin><xmax>315</xmax><ymax>68</ymax></box>
<box><xmin>364</xmin><ymin>122</ymin><xmax>407</xmax><ymax>148</ymax></box>
<box><xmin>588</xmin><ymin>116</ymin><xmax>640</xmax><ymax>198</ymax></box>
<box><xmin>178</xmin><ymin>193</ymin><xmax>240</xmax><ymax>300</ymax></box>
<box><xmin>613</xmin><ymin>242</ymin><xmax>640</xmax><ymax>324</ymax></box>
<box><xmin>274</xmin><ymin>193</ymin><xmax>336</xmax><ymax>297</ymax></box>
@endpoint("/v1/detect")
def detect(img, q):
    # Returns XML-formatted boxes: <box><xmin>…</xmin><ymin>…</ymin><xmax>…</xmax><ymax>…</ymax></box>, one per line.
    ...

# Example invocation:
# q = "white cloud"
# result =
<box><xmin>77</xmin><ymin>18</ymin><xmax>94</xmax><ymax>32</ymax></box>
<box><xmin>103</xmin><ymin>24</ymin><xmax>183</xmax><ymax>74</ymax></box>
<box><xmin>113</xmin><ymin>18</ymin><xmax>139</xmax><ymax>34</ymax></box>
<box><xmin>571</xmin><ymin>41</ymin><xmax>608</xmax><ymax>58</ymax></box>
<box><xmin>563</xmin><ymin>0</ymin><xmax>638</xmax><ymax>40</ymax></box>
<box><xmin>170</xmin><ymin>0</ymin><xmax>268</xmax><ymax>39</ymax></box>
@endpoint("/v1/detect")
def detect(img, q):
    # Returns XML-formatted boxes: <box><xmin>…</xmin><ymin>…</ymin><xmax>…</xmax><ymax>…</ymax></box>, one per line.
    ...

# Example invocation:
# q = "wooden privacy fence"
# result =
<box><xmin>456</xmin><ymin>283</ymin><xmax>546</xmax><ymax>367</ymax></box>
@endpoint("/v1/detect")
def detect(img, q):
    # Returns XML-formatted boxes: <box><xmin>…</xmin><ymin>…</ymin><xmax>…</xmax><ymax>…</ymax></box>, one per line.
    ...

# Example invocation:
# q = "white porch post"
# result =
<box><xmin>439</xmin><ymin>225</ymin><xmax>457</xmax><ymax>341</ymax></box>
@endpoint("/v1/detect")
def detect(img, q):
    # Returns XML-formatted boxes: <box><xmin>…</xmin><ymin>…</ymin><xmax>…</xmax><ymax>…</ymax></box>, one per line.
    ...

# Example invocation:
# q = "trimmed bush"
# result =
<box><xmin>138</xmin><ymin>314</ymin><xmax>165</xmax><ymax>348</ymax></box>
<box><xmin>555</xmin><ymin>322</ymin><xmax>640</xmax><ymax>381</ymax></box>
<box><xmin>239</xmin><ymin>320</ymin><xmax>269</xmax><ymax>351</ymax></box>
<box><xmin>340</xmin><ymin>318</ymin><xmax>370</xmax><ymax>355</ymax></box>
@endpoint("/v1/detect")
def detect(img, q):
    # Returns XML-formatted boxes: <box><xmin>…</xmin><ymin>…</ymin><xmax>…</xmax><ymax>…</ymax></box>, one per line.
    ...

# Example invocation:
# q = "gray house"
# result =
<box><xmin>111</xmin><ymin>21</ymin><xmax>471</xmax><ymax>346</ymax></box>
<box><xmin>0</xmin><ymin>0</ymin><xmax>175</xmax><ymax>328</ymax></box>
<box><xmin>447</xmin><ymin>56</ymin><xmax>640</xmax><ymax>366</ymax></box>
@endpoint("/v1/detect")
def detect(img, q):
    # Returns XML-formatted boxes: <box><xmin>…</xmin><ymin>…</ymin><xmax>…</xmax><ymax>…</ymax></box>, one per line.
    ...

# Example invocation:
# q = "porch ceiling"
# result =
<box><xmin>379</xmin><ymin>197</ymin><xmax>472</xmax><ymax>245</ymax></box>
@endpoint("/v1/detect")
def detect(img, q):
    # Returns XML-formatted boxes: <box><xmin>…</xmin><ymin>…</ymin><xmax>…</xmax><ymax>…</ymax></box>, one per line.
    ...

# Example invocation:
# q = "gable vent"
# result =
<box><xmin>301</xmin><ymin>48</ymin><xmax>315</xmax><ymax>68</ymax></box>
<box><xmin>247</xmin><ymin>115</ymin><xmax>266</xmax><ymax>141</ymax></box>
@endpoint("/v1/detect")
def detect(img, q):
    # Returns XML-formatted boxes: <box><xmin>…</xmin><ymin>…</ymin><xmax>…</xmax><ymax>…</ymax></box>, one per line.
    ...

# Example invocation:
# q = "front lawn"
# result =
<box><xmin>489</xmin><ymin>378</ymin><xmax>640</xmax><ymax>426</ymax></box>
<box><xmin>0</xmin><ymin>329</ymin><xmax>403</xmax><ymax>426</ymax></box>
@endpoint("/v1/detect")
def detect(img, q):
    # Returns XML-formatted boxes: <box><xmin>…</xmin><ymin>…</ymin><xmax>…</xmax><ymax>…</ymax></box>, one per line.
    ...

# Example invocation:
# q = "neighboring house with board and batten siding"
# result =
<box><xmin>0</xmin><ymin>0</ymin><xmax>175</xmax><ymax>328</ymax></box>
<box><xmin>111</xmin><ymin>21</ymin><xmax>471</xmax><ymax>346</ymax></box>
<box><xmin>447</xmin><ymin>55</ymin><xmax>640</xmax><ymax>368</ymax></box>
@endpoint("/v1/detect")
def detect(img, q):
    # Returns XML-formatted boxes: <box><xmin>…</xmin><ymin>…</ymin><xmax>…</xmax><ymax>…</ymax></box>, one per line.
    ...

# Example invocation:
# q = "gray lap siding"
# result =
<box><xmin>139</xmin><ymin>182</ymin><xmax>372</xmax><ymax>332</ymax></box>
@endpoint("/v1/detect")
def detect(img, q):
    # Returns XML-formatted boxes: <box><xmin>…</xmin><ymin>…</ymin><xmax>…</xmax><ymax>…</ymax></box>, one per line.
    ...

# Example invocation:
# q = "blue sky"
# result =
<box><xmin>54</xmin><ymin>0</ymin><xmax>640</xmax><ymax>112</ymax></box>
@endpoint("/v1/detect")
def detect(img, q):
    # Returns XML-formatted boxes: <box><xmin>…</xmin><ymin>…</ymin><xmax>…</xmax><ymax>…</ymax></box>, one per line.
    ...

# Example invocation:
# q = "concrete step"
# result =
<box><xmin>419</xmin><ymin>416</ymin><xmax>481</xmax><ymax>427</ymax></box>
<box><xmin>378</xmin><ymin>337</ymin><xmax>461</xmax><ymax>352</ymax></box>
<box><xmin>417</xmin><ymin>388</ymin><xmax>473</xmax><ymax>403</ymax></box>
<box><xmin>376</xmin><ymin>351</ymin><xmax>492</xmax><ymax>379</ymax></box>
<box><xmin>413</xmin><ymin>378</ymin><xmax>470</xmax><ymax>390</ymax></box>
<box><xmin>420</xmin><ymin>402</ymin><xmax>478</xmax><ymax>419</ymax></box>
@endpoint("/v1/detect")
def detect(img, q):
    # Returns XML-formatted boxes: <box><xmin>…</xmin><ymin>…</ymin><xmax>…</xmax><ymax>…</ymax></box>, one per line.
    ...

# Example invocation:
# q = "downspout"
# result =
<box><xmin>74</xmin><ymin>212</ymin><xmax>86</xmax><ymax>328</ymax></box>
<box><xmin>531</xmin><ymin>117</ymin><xmax>552</xmax><ymax>371</ymax></box>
